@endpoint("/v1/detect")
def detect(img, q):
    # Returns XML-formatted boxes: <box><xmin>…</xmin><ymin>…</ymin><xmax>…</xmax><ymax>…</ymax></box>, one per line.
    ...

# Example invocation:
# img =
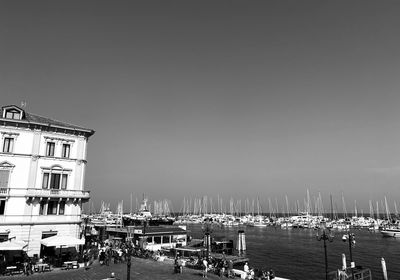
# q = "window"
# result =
<box><xmin>0</xmin><ymin>233</ymin><xmax>8</xmax><ymax>242</ymax></box>
<box><xmin>49</xmin><ymin>174</ymin><xmax>61</xmax><ymax>189</ymax></box>
<box><xmin>0</xmin><ymin>200</ymin><xmax>5</xmax><ymax>215</ymax></box>
<box><xmin>47</xmin><ymin>201</ymin><xmax>58</xmax><ymax>215</ymax></box>
<box><xmin>61</xmin><ymin>174</ymin><xmax>68</xmax><ymax>189</ymax></box>
<box><xmin>42</xmin><ymin>173</ymin><xmax>49</xmax><ymax>189</ymax></box>
<box><xmin>59</xmin><ymin>201</ymin><xmax>65</xmax><ymax>215</ymax></box>
<box><xmin>40</xmin><ymin>201</ymin><xmax>66</xmax><ymax>215</ymax></box>
<box><xmin>41</xmin><ymin>167</ymin><xmax>70</xmax><ymax>190</ymax></box>
<box><xmin>61</xmin><ymin>144</ymin><xmax>70</xmax><ymax>158</ymax></box>
<box><xmin>2</xmin><ymin>137</ymin><xmax>14</xmax><ymax>153</ymax></box>
<box><xmin>162</xmin><ymin>236</ymin><xmax>170</xmax><ymax>243</ymax></box>
<box><xmin>0</xmin><ymin>170</ymin><xmax>10</xmax><ymax>188</ymax></box>
<box><xmin>41</xmin><ymin>232</ymin><xmax>57</xmax><ymax>239</ymax></box>
<box><xmin>5</xmin><ymin>110</ymin><xmax>21</xmax><ymax>120</ymax></box>
<box><xmin>39</xmin><ymin>201</ymin><xmax>46</xmax><ymax>215</ymax></box>
<box><xmin>154</xmin><ymin>236</ymin><xmax>162</xmax><ymax>244</ymax></box>
<box><xmin>46</xmin><ymin>142</ymin><xmax>55</xmax><ymax>157</ymax></box>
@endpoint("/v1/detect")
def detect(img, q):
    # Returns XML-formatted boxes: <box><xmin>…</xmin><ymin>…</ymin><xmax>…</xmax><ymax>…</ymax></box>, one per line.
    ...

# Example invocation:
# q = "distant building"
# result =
<box><xmin>0</xmin><ymin>105</ymin><xmax>94</xmax><ymax>257</ymax></box>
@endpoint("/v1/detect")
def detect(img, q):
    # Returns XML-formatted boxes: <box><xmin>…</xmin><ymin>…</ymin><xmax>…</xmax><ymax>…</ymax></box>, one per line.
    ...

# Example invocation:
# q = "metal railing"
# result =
<box><xmin>0</xmin><ymin>214</ymin><xmax>82</xmax><ymax>224</ymax></box>
<box><xmin>0</xmin><ymin>188</ymin><xmax>9</xmax><ymax>196</ymax></box>
<box><xmin>0</xmin><ymin>188</ymin><xmax>90</xmax><ymax>199</ymax></box>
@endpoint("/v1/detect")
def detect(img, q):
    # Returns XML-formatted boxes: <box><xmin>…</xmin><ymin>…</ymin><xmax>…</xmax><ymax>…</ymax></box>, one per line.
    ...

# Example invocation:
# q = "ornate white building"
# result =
<box><xmin>0</xmin><ymin>105</ymin><xmax>94</xmax><ymax>257</ymax></box>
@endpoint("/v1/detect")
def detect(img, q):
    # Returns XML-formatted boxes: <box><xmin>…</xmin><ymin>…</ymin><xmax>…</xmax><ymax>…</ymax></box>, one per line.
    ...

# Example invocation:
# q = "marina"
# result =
<box><xmin>80</xmin><ymin>195</ymin><xmax>400</xmax><ymax>279</ymax></box>
<box><xmin>2</xmin><ymin>1</ymin><xmax>400</xmax><ymax>279</ymax></box>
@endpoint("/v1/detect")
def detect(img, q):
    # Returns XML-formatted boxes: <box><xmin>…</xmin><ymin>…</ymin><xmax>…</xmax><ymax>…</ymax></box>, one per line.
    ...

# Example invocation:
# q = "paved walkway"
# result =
<box><xmin>1</xmin><ymin>258</ymin><xmax>224</xmax><ymax>280</ymax></box>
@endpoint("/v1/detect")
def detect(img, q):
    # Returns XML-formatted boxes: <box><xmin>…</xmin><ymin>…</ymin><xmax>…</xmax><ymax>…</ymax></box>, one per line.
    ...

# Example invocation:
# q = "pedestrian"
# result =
<box><xmin>219</xmin><ymin>260</ymin><xmax>225</xmax><ymax>277</ymax></box>
<box><xmin>99</xmin><ymin>250</ymin><xmax>105</xmax><ymax>265</ymax></box>
<box><xmin>338</xmin><ymin>269</ymin><xmax>348</xmax><ymax>280</ymax></box>
<box><xmin>83</xmin><ymin>251</ymin><xmax>89</xmax><ymax>267</ymax></box>
<box><xmin>178</xmin><ymin>257</ymin><xmax>184</xmax><ymax>274</ymax></box>
<box><xmin>202</xmin><ymin>258</ymin><xmax>208</xmax><ymax>278</ymax></box>
<box><xmin>269</xmin><ymin>269</ymin><xmax>275</xmax><ymax>280</ymax></box>
<box><xmin>249</xmin><ymin>268</ymin><xmax>255</xmax><ymax>279</ymax></box>
<box><xmin>244</xmin><ymin>262</ymin><xmax>249</xmax><ymax>273</ymax></box>
<box><xmin>228</xmin><ymin>260</ymin><xmax>233</xmax><ymax>278</ymax></box>
<box><xmin>108</xmin><ymin>272</ymin><xmax>119</xmax><ymax>280</ymax></box>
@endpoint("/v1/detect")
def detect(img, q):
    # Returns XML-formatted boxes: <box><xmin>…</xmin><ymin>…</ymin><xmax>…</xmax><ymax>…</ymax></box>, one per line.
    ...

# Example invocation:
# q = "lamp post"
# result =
<box><xmin>342</xmin><ymin>232</ymin><xmax>355</xmax><ymax>280</ymax></box>
<box><xmin>316</xmin><ymin>222</ymin><xmax>334</xmax><ymax>280</ymax></box>
<box><xmin>202</xmin><ymin>218</ymin><xmax>212</xmax><ymax>261</ymax></box>
<box><xmin>126</xmin><ymin>243</ymin><xmax>133</xmax><ymax>280</ymax></box>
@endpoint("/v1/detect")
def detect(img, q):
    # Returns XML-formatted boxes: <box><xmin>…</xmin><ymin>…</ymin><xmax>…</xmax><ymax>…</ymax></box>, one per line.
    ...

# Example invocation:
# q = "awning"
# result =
<box><xmin>40</xmin><ymin>235</ymin><xmax>85</xmax><ymax>247</ymax></box>
<box><xmin>0</xmin><ymin>239</ymin><xmax>27</xmax><ymax>251</ymax></box>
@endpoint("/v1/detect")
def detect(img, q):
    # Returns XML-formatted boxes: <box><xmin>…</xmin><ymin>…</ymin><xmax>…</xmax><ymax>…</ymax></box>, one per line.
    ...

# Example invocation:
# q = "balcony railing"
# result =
<box><xmin>26</xmin><ymin>188</ymin><xmax>90</xmax><ymax>200</ymax></box>
<box><xmin>0</xmin><ymin>214</ymin><xmax>82</xmax><ymax>225</ymax></box>
<box><xmin>0</xmin><ymin>188</ymin><xmax>9</xmax><ymax>196</ymax></box>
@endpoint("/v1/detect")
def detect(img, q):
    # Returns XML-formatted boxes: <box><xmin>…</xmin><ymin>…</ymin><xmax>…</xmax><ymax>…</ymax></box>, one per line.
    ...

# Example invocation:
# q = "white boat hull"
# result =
<box><xmin>381</xmin><ymin>229</ymin><xmax>400</xmax><ymax>237</ymax></box>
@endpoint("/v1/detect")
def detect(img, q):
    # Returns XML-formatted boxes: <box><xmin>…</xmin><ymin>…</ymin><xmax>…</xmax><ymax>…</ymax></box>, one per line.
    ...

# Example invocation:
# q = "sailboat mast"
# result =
<box><xmin>384</xmin><ymin>196</ymin><xmax>390</xmax><ymax>220</ymax></box>
<box><xmin>130</xmin><ymin>193</ymin><xmax>133</xmax><ymax>214</ymax></box>
<box><xmin>285</xmin><ymin>195</ymin><xmax>289</xmax><ymax>218</ymax></box>
<box><xmin>342</xmin><ymin>193</ymin><xmax>347</xmax><ymax>219</ymax></box>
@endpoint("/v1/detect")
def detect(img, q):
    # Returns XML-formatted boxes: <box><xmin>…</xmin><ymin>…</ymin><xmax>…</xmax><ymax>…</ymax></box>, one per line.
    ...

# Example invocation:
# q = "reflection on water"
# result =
<box><xmin>187</xmin><ymin>224</ymin><xmax>400</xmax><ymax>280</ymax></box>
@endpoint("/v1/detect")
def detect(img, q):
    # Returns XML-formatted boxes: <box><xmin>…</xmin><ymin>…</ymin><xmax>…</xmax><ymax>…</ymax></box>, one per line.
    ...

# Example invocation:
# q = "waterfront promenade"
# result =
<box><xmin>1</xmin><ymin>258</ymin><xmax>222</xmax><ymax>280</ymax></box>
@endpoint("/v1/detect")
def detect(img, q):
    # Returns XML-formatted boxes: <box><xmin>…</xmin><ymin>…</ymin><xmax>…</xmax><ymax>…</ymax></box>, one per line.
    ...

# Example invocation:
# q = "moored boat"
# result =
<box><xmin>122</xmin><ymin>197</ymin><xmax>175</xmax><ymax>226</ymax></box>
<box><xmin>380</xmin><ymin>227</ymin><xmax>400</xmax><ymax>237</ymax></box>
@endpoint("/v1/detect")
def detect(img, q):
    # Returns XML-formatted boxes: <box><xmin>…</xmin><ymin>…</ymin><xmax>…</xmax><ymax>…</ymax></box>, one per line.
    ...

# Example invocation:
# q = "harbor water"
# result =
<box><xmin>187</xmin><ymin>224</ymin><xmax>400</xmax><ymax>280</ymax></box>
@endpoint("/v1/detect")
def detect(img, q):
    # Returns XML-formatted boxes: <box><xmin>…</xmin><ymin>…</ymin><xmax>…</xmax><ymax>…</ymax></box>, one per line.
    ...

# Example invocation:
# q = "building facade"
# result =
<box><xmin>0</xmin><ymin>105</ymin><xmax>94</xmax><ymax>257</ymax></box>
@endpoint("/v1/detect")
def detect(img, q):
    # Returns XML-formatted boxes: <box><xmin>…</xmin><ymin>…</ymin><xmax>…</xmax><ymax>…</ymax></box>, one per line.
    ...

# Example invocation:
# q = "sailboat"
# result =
<box><xmin>380</xmin><ymin>196</ymin><xmax>400</xmax><ymax>237</ymax></box>
<box><xmin>281</xmin><ymin>195</ymin><xmax>293</xmax><ymax>229</ymax></box>
<box><xmin>252</xmin><ymin>197</ymin><xmax>268</xmax><ymax>227</ymax></box>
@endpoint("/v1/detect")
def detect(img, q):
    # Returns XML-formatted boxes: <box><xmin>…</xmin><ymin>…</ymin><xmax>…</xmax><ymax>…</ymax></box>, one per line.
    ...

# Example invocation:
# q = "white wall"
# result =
<box><xmin>0</xmin><ymin>123</ymin><xmax>91</xmax><ymax>257</ymax></box>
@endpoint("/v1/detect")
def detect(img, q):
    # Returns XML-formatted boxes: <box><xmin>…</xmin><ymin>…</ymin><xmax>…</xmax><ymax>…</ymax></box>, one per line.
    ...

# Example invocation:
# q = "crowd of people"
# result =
<box><xmin>85</xmin><ymin>238</ymin><xmax>278</xmax><ymax>279</ymax></box>
<box><xmin>1</xmin><ymin>237</ymin><xmax>276</xmax><ymax>280</ymax></box>
<box><xmin>243</xmin><ymin>262</ymin><xmax>275</xmax><ymax>280</ymax></box>
<box><xmin>173</xmin><ymin>253</ymin><xmax>276</xmax><ymax>280</ymax></box>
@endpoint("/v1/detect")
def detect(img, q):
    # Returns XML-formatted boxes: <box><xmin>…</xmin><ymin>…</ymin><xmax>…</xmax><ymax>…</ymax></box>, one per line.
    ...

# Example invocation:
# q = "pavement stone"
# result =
<box><xmin>0</xmin><ymin>258</ymin><xmax>224</xmax><ymax>280</ymax></box>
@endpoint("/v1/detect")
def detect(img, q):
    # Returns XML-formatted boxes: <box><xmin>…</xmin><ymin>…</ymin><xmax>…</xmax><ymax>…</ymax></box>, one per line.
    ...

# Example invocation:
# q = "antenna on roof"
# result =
<box><xmin>20</xmin><ymin>101</ymin><xmax>27</xmax><ymax>108</ymax></box>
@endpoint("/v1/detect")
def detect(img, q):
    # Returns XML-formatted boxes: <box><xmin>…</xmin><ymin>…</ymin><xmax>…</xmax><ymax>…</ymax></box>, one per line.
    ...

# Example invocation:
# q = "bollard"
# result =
<box><xmin>341</xmin><ymin>253</ymin><xmax>347</xmax><ymax>270</ymax></box>
<box><xmin>381</xmin><ymin>257</ymin><xmax>388</xmax><ymax>280</ymax></box>
<box><xmin>236</xmin><ymin>230</ymin><xmax>246</xmax><ymax>252</ymax></box>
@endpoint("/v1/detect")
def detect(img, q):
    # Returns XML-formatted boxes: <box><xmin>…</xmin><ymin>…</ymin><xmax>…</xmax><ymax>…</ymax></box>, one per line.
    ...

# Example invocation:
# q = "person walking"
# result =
<box><xmin>228</xmin><ymin>260</ymin><xmax>233</xmax><ymax>278</ymax></box>
<box><xmin>202</xmin><ymin>258</ymin><xmax>208</xmax><ymax>278</ymax></box>
<box><xmin>107</xmin><ymin>272</ymin><xmax>119</xmax><ymax>280</ymax></box>
<box><xmin>244</xmin><ymin>262</ymin><xmax>250</xmax><ymax>279</ymax></box>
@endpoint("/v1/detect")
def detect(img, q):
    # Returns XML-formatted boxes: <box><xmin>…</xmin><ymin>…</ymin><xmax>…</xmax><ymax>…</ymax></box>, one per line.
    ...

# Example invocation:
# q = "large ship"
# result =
<box><xmin>122</xmin><ymin>197</ymin><xmax>175</xmax><ymax>226</ymax></box>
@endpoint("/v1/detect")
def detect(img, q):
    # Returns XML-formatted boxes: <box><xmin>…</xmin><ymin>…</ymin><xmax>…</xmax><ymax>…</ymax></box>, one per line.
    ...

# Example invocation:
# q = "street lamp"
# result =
<box><xmin>202</xmin><ymin>218</ymin><xmax>212</xmax><ymax>261</ymax></box>
<box><xmin>126</xmin><ymin>242</ymin><xmax>133</xmax><ymax>280</ymax></box>
<box><xmin>316</xmin><ymin>222</ymin><xmax>334</xmax><ymax>280</ymax></box>
<box><xmin>342</xmin><ymin>232</ymin><xmax>356</xmax><ymax>280</ymax></box>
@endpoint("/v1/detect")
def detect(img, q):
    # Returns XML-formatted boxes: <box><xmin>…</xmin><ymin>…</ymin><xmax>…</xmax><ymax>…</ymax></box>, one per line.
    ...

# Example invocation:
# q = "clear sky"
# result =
<box><xmin>1</xmin><ymin>0</ymin><xmax>400</xmax><ymax>215</ymax></box>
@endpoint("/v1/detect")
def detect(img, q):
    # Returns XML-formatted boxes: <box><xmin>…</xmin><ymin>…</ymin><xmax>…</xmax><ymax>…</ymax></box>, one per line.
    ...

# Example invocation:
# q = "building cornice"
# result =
<box><xmin>0</xmin><ymin>119</ymin><xmax>95</xmax><ymax>138</ymax></box>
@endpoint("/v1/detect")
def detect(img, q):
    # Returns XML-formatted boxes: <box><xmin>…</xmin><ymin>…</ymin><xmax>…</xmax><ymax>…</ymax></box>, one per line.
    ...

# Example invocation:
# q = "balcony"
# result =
<box><xmin>26</xmin><ymin>188</ymin><xmax>90</xmax><ymax>201</ymax></box>
<box><xmin>0</xmin><ymin>214</ymin><xmax>82</xmax><ymax>225</ymax></box>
